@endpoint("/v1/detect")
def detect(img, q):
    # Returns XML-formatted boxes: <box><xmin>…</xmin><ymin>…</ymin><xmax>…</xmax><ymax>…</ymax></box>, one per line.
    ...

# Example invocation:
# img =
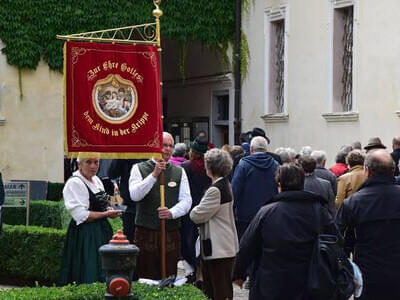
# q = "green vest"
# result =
<box><xmin>135</xmin><ymin>160</ymin><xmax>182</xmax><ymax>231</ymax></box>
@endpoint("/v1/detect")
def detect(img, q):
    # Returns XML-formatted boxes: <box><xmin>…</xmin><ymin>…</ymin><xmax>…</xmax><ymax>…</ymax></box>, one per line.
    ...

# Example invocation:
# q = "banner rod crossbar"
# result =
<box><xmin>57</xmin><ymin>23</ymin><xmax>157</xmax><ymax>46</ymax></box>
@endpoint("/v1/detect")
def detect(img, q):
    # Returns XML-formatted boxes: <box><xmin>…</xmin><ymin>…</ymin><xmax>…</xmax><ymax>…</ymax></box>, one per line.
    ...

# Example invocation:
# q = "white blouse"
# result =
<box><xmin>63</xmin><ymin>170</ymin><xmax>105</xmax><ymax>225</ymax></box>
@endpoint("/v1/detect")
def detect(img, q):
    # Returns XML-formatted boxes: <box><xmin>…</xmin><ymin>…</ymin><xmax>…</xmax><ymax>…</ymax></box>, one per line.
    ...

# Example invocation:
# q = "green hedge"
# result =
<box><xmin>0</xmin><ymin>218</ymin><xmax>124</xmax><ymax>284</ymax></box>
<box><xmin>2</xmin><ymin>200</ymin><xmax>70</xmax><ymax>229</ymax></box>
<box><xmin>47</xmin><ymin>182</ymin><xmax>64</xmax><ymax>202</ymax></box>
<box><xmin>0</xmin><ymin>225</ymin><xmax>65</xmax><ymax>283</ymax></box>
<box><xmin>0</xmin><ymin>282</ymin><xmax>207</xmax><ymax>300</ymax></box>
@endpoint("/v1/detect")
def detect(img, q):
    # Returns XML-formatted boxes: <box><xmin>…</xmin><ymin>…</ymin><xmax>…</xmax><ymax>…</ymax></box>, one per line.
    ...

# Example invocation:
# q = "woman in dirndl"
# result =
<box><xmin>59</xmin><ymin>152</ymin><xmax>122</xmax><ymax>285</ymax></box>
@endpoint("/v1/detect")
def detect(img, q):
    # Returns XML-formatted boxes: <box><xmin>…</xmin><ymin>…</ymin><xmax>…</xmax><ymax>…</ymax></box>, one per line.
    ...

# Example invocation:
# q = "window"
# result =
<box><xmin>264</xmin><ymin>6</ymin><xmax>288</xmax><ymax>121</ymax></box>
<box><xmin>331</xmin><ymin>0</ymin><xmax>355</xmax><ymax>112</ymax></box>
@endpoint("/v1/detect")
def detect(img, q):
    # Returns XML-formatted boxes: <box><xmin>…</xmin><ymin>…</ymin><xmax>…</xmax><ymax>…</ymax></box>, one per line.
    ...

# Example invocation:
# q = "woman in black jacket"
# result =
<box><xmin>232</xmin><ymin>163</ymin><xmax>336</xmax><ymax>300</ymax></box>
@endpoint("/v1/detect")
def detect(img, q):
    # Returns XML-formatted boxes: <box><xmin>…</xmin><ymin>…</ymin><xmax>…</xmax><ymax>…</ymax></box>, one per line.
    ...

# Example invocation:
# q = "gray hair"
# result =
<box><xmin>299</xmin><ymin>146</ymin><xmax>313</xmax><ymax>157</ymax></box>
<box><xmin>250</xmin><ymin>136</ymin><xmax>268</xmax><ymax>153</ymax></box>
<box><xmin>204</xmin><ymin>148</ymin><xmax>233</xmax><ymax>177</ymax></box>
<box><xmin>173</xmin><ymin>143</ymin><xmax>187</xmax><ymax>157</ymax></box>
<box><xmin>286</xmin><ymin>148</ymin><xmax>297</xmax><ymax>161</ymax></box>
<box><xmin>311</xmin><ymin>150</ymin><xmax>327</xmax><ymax>166</ymax></box>
<box><xmin>340</xmin><ymin>144</ymin><xmax>353</xmax><ymax>154</ymax></box>
<box><xmin>275</xmin><ymin>147</ymin><xmax>290</xmax><ymax>163</ymax></box>
<box><xmin>163</xmin><ymin>132</ymin><xmax>174</xmax><ymax>143</ymax></box>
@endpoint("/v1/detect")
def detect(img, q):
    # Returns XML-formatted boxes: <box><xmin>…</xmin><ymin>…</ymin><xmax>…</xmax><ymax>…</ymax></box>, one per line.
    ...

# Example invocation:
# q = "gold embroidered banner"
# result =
<box><xmin>64</xmin><ymin>41</ymin><xmax>162</xmax><ymax>159</ymax></box>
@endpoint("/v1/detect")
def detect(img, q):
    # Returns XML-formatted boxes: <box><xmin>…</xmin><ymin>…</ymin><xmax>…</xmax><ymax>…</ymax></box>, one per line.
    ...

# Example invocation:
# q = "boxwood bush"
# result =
<box><xmin>0</xmin><ymin>218</ymin><xmax>124</xmax><ymax>284</ymax></box>
<box><xmin>2</xmin><ymin>200</ymin><xmax>70</xmax><ymax>229</ymax></box>
<box><xmin>0</xmin><ymin>282</ymin><xmax>207</xmax><ymax>300</ymax></box>
<box><xmin>0</xmin><ymin>225</ymin><xmax>65</xmax><ymax>283</ymax></box>
<box><xmin>47</xmin><ymin>182</ymin><xmax>64</xmax><ymax>202</ymax></box>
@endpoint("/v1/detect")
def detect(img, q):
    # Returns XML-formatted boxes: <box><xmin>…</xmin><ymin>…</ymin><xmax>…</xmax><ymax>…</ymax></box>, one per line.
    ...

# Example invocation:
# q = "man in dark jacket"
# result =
<box><xmin>231</xmin><ymin>127</ymin><xmax>281</xmax><ymax>179</ymax></box>
<box><xmin>336</xmin><ymin>150</ymin><xmax>400</xmax><ymax>299</ymax></box>
<box><xmin>391</xmin><ymin>136</ymin><xmax>400</xmax><ymax>176</ymax></box>
<box><xmin>299</xmin><ymin>155</ymin><xmax>336</xmax><ymax>217</ymax></box>
<box><xmin>311</xmin><ymin>150</ymin><xmax>337</xmax><ymax>195</ymax></box>
<box><xmin>232</xmin><ymin>163</ymin><xmax>335</xmax><ymax>299</ymax></box>
<box><xmin>232</xmin><ymin>136</ymin><xmax>279</xmax><ymax>240</ymax></box>
<box><xmin>108</xmin><ymin>159</ymin><xmax>144</xmax><ymax>244</ymax></box>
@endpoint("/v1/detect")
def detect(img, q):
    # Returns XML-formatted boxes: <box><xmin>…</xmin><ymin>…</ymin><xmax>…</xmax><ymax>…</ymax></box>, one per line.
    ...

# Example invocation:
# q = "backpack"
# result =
<box><xmin>307</xmin><ymin>201</ymin><xmax>356</xmax><ymax>300</ymax></box>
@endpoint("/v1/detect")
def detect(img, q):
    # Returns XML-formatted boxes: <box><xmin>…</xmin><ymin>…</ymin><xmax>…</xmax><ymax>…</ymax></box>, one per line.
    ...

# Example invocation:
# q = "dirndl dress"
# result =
<box><xmin>59</xmin><ymin>183</ymin><xmax>113</xmax><ymax>286</ymax></box>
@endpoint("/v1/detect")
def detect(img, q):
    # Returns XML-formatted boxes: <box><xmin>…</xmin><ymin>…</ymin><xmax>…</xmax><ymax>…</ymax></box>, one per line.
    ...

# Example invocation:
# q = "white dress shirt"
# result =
<box><xmin>63</xmin><ymin>170</ymin><xmax>105</xmax><ymax>225</ymax></box>
<box><xmin>128</xmin><ymin>161</ymin><xmax>192</xmax><ymax>219</ymax></box>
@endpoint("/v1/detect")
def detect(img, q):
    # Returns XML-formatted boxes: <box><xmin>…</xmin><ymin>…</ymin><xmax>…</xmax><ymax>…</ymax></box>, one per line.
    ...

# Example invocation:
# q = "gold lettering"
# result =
<box><xmin>83</xmin><ymin>111</ymin><xmax>93</xmax><ymax>124</ymax></box>
<box><xmin>92</xmin><ymin>123</ymin><xmax>110</xmax><ymax>135</ymax></box>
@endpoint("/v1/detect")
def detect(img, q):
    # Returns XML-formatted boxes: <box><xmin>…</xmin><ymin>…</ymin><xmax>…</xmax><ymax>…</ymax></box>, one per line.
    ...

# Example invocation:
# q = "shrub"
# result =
<box><xmin>47</xmin><ymin>182</ymin><xmax>64</xmax><ymax>202</ymax></box>
<box><xmin>0</xmin><ymin>282</ymin><xmax>207</xmax><ymax>300</ymax></box>
<box><xmin>2</xmin><ymin>200</ymin><xmax>70</xmax><ymax>229</ymax></box>
<box><xmin>0</xmin><ymin>225</ymin><xmax>65</xmax><ymax>283</ymax></box>
<box><xmin>0</xmin><ymin>217</ymin><xmax>125</xmax><ymax>284</ymax></box>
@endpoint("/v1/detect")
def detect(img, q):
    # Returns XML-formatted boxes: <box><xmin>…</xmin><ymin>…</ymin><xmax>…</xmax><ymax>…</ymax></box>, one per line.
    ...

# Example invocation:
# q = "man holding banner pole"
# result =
<box><xmin>129</xmin><ymin>132</ymin><xmax>192</xmax><ymax>279</ymax></box>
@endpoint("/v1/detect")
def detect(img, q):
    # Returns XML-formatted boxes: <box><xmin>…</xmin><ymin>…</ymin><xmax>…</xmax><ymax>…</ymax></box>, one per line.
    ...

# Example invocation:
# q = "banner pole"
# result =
<box><xmin>153</xmin><ymin>0</ymin><xmax>166</xmax><ymax>279</ymax></box>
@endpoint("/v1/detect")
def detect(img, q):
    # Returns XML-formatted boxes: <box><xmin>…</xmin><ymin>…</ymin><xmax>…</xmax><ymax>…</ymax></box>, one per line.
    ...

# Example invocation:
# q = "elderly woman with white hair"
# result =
<box><xmin>190</xmin><ymin>148</ymin><xmax>238</xmax><ymax>300</ymax></box>
<box><xmin>59</xmin><ymin>152</ymin><xmax>122</xmax><ymax>286</ymax></box>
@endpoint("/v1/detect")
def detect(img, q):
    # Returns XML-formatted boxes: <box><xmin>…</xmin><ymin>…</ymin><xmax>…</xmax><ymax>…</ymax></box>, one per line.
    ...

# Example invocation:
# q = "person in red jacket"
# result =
<box><xmin>329</xmin><ymin>150</ymin><xmax>349</xmax><ymax>177</ymax></box>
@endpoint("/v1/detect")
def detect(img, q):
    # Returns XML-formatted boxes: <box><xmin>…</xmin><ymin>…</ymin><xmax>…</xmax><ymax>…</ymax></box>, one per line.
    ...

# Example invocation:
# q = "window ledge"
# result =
<box><xmin>0</xmin><ymin>118</ymin><xmax>5</xmax><ymax>126</ymax></box>
<box><xmin>261</xmin><ymin>113</ymin><xmax>289</xmax><ymax>123</ymax></box>
<box><xmin>322</xmin><ymin>112</ymin><xmax>359</xmax><ymax>122</ymax></box>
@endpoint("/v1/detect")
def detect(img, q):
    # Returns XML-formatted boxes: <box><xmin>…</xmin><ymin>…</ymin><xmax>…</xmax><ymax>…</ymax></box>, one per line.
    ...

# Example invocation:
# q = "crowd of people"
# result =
<box><xmin>59</xmin><ymin>129</ymin><xmax>400</xmax><ymax>300</ymax></box>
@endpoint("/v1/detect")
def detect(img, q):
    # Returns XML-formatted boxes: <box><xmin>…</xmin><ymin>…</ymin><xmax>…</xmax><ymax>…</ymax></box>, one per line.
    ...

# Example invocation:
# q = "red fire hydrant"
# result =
<box><xmin>99</xmin><ymin>230</ymin><xmax>140</xmax><ymax>299</ymax></box>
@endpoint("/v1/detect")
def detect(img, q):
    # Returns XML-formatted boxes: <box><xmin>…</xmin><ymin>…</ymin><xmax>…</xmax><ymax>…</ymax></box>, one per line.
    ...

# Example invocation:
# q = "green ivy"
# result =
<box><xmin>0</xmin><ymin>0</ymin><xmax>236</xmax><ymax>73</ymax></box>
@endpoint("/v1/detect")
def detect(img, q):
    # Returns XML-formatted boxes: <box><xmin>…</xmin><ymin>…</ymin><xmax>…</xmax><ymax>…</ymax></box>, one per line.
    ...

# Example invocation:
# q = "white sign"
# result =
<box><xmin>4</xmin><ymin>181</ymin><xmax>29</xmax><ymax>207</ymax></box>
<box><xmin>3</xmin><ymin>181</ymin><xmax>30</xmax><ymax>225</ymax></box>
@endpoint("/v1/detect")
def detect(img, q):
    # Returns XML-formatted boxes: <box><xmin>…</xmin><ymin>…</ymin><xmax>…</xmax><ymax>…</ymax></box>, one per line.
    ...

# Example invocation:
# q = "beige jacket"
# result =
<box><xmin>190</xmin><ymin>179</ymin><xmax>239</xmax><ymax>260</ymax></box>
<box><xmin>336</xmin><ymin>165</ymin><xmax>366</xmax><ymax>208</ymax></box>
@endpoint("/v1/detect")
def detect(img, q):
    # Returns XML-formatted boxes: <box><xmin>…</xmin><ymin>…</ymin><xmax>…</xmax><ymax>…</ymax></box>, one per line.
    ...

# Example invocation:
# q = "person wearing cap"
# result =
<box><xmin>364</xmin><ymin>137</ymin><xmax>386</xmax><ymax>153</ymax></box>
<box><xmin>180</xmin><ymin>136</ymin><xmax>211</xmax><ymax>283</ymax></box>
<box><xmin>59</xmin><ymin>152</ymin><xmax>122</xmax><ymax>286</ymax></box>
<box><xmin>231</xmin><ymin>127</ymin><xmax>281</xmax><ymax>179</ymax></box>
<box><xmin>128</xmin><ymin>132</ymin><xmax>192</xmax><ymax>279</ymax></box>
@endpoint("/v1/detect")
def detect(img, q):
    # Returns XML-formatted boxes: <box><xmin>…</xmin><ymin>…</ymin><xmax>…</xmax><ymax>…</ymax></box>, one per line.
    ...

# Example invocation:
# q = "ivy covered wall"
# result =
<box><xmin>0</xmin><ymin>0</ymin><xmax>235</xmax><ymax>72</ymax></box>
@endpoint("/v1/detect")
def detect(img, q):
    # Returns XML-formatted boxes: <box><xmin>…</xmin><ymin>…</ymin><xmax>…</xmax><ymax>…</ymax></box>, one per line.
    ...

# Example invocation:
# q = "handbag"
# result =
<box><xmin>307</xmin><ymin>201</ymin><xmax>356</xmax><ymax>300</ymax></box>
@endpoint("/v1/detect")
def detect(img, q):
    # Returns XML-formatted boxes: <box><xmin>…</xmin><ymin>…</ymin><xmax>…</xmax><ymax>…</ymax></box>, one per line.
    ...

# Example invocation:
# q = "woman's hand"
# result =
<box><xmin>106</xmin><ymin>209</ymin><xmax>123</xmax><ymax>218</ymax></box>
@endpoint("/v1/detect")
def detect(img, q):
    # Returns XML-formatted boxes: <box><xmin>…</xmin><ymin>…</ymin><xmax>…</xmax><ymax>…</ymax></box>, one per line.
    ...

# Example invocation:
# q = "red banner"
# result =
<box><xmin>64</xmin><ymin>41</ymin><xmax>162</xmax><ymax>159</ymax></box>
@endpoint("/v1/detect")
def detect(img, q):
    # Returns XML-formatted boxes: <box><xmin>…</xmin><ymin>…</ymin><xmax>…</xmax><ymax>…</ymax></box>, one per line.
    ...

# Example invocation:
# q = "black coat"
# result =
<box><xmin>335</xmin><ymin>176</ymin><xmax>400</xmax><ymax>296</ymax></box>
<box><xmin>232</xmin><ymin>191</ymin><xmax>335</xmax><ymax>300</ymax></box>
<box><xmin>391</xmin><ymin>149</ymin><xmax>400</xmax><ymax>176</ymax></box>
<box><xmin>180</xmin><ymin>160</ymin><xmax>211</xmax><ymax>267</ymax></box>
<box><xmin>108</xmin><ymin>159</ymin><xmax>143</xmax><ymax>212</ymax></box>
